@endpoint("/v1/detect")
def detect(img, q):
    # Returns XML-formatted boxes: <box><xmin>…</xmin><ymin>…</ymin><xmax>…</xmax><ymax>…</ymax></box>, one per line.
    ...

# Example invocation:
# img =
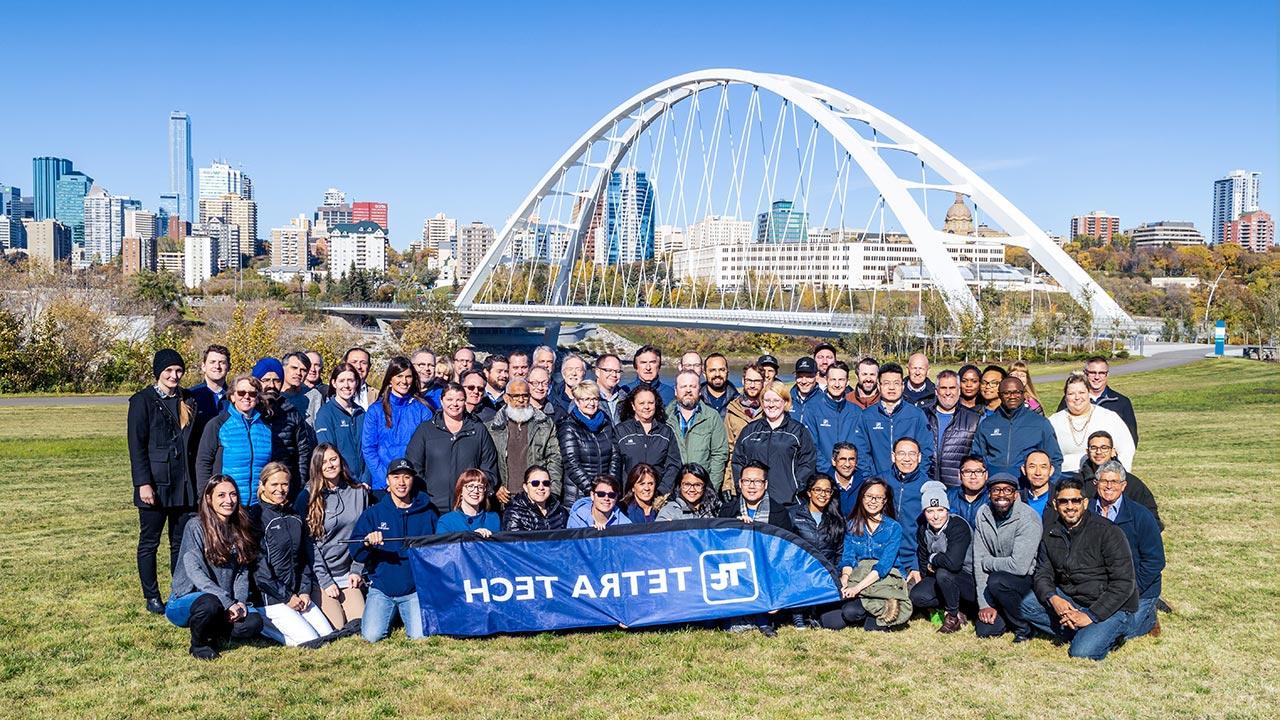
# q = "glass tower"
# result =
<box><xmin>32</xmin><ymin>157</ymin><xmax>73</xmax><ymax>221</ymax></box>
<box><xmin>755</xmin><ymin>200</ymin><xmax>809</xmax><ymax>243</ymax></box>
<box><xmin>605</xmin><ymin>168</ymin><xmax>656</xmax><ymax>265</ymax></box>
<box><xmin>169</xmin><ymin>112</ymin><xmax>194</xmax><ymax>222</ymax></box>
<box><xmin>54</xmin><ymin>172</ymin><xmax>94</xmax><ymax>244</ymax></box>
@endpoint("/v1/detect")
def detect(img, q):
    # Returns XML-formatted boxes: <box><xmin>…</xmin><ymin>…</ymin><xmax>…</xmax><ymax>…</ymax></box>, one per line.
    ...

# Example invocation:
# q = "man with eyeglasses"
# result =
<box><xmin>700</xmin><ymin>353</ymin><xmax>738</xmax><ymax>417</ymax></box>
<box><xmin>887</xmin><ymin>437</ymin><xmax>930</xmax><ymax>585</ymax></box>
<box><xmin>679</xmin><ymin>351</ymin><xmax>704</xmax><ymax>378</ymax></box>
<box><xmin>972</xmin><ymin>376</ymin><xmax>1062</xmax><ymax>479</ymax></box>
<box><xmin>594</xmin><ymin>354</ymin><xmax>628</xmax><ymax>424</ymax></box>
<box><xmin>1091</xmin><ymin>460</ymin><xmax>1165</xmax><ymax>640</ymax></box>
<box><xmin>718</xmin><ymin>460</ymin><xmax>795</xmax><ymax>638</ymax></box>
<box><xmin>1076</xmin><ymin>430</ymin><xmax>1162</xmax><ymax>529</ymax></box>
<box><xmin>722</xmin><ymin>364</ymin><xmax>765</xmax><ymax>497</ymax></box>
<box><xmin>1057</xmin><ymin>356</ymin><xmax>1138</xmax><ymax>447</ymax></box>
<box><xmin>947</xmin><ymin>454</ymin><xmax>989</xmax><ymax>529</ymax></box>
<box><xmin>972</xmin><ymin>472</ymin><xmax>1042</xmax><ymax>640</ymax></box>
<box><xmin>851</xmin><ymin>362</ymin><xmax>933</xmax><ymax>486</ymax></box>
<box><xmin>924</xmin><ymin>369</ymin><xmax>980</xmax><ymax>487</ymax></box>
<box><xmin>526</xmin><ymin>367</ymin><xmax>566</xmax><ymax>426</ymax></box>
<box><xmin>1018</xmin><ymin>477</ymin><xmax>1137</xmax><ymax>660</ymax></box>
<box><xmin>452</xmin><ymin>347</ymin><xmax>477</xmax><ymax>377</ymax></box>
<box><xmin>487</xmin><ymin>378</ymin><xmax>563</xmax><ymax>503</ymax></box>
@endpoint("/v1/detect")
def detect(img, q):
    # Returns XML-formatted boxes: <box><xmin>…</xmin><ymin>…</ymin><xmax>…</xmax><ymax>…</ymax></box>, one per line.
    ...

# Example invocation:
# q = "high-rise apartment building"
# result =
<box><xmin>82</xmin><ymin>186</ymin><xmax>141</xmax><ymax>264</ymax></box>
<box><xmin>605</xmin><ymin>168</ymin><xmax>655</xmax><ymax>264</ymax></box>
<box><xmin>457</xmin><ymin>221</ymin><xmax>495</xmax><ymax>280</ymax></box>
<box><xmin>183</xmin><ymin>233</ymin><xmax>218</xmax><ymax>289</ymax></box>
<box><xmin>53</xmin><ymin>171</ymin><xmax>94</xmax><ymax>246</ymax></box>
<box><xmin>352</xmin><ymin>202</ymin><xmax>388</xmax><ymax>232</ymax></box>
<box><xmin>687</xmin><ymin>215</ymin><xmax>753</xmax><ymax>249</ymax></box>
<box><xmin>125</xmin><ymin>209</ymin><xmax>157</xmax><ymax>243</ymax></box>
<box><xmin>198</xmin><ymin>194</ymin><xmax>258</xmax><ymax>256</ymax></box>
<box><xmin>198</xmin><ymin>161</ymin><xmax>252</xmax><ymax>201</ymax></box>
<box><xmin>32</xmin><ymin>157</ymin><xmax>73</xmax><ymax>221</ymax></box>
<box><xmin>1224</xmin><ymin>210</ymin><xmax>1274</xmax><ymax>253</ymax></box>
<box><xmin>270</xmin><ymin>215</ymin><xmax>312</xmax><ymax>270</ymax></box>
<box><xmin>755</xmin><ymin>200</ymin><xmax>808</xmax><ymax>244</ymax></box>
<box><xmin>122</xmin><ymin>235</ymin><xmax>156</xmax><ymax>275</ymax></box>
<box><xmin>421</xmin><ymin>212</ymin><xmax>458</xmax><ymax>254</ymax></box>
<box><xmin>22</xmin><ymin>219</ymin><xmax>72</xmax><ymax>267</ymax></box>
<box><xmin>329</xmin><ymin>221</ymin><xmax>388</xmax><ymax>279</ymax></box>
<box><xmin>1212</xmin><ymin>170</ymin><xmax>1261</xmax><ymax>245</ymax></box>
<box><xmin>169</xmin><ymin>112</ymin><xmax>194</xmax><ymax>222</ymax></box>
<box><xmin>197</xmin><ymin>217</ymin><xmax>241</xmax><ymax>271</ymax></box>
<box><xmin>1069</xmin><ymin>210</ymin><xmax>1121</xmax><ymax>243</ymax></box>
<box><xmin>315</xmin><ymin>188</ymin><xmax>351</xmax><ymax>229</ymax></box>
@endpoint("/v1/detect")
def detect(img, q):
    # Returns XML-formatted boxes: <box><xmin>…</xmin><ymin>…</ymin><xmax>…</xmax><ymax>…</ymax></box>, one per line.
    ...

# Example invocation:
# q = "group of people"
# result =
<box><xmin>129</xmin><ymin>340</ymin><xmax>1164</xmax><ymax>660</ymax></box>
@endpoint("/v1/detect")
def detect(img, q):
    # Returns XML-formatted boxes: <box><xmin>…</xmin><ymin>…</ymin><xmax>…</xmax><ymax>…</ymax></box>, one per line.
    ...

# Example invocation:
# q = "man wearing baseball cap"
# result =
<box><xmin>756</xmin><ymin>354</ymin><xmax>780</xmax><ymax>386</ymax></box>
<box><xmin>789</xmin><ymin>356</ymin><xmax>821</xmax><ymax>423</ymax></box>
<box><xmin>971</xmin><ymin>472</ymin><xmax>1042</xmax><ymax>641</ymax></box>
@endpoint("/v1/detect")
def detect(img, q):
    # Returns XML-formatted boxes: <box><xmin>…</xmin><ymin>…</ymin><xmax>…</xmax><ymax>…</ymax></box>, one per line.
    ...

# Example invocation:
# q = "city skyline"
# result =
<box><xmin>1</xmin><ymin>1</ymin><xmax>1275</xmax><ymax>251</ymax></box>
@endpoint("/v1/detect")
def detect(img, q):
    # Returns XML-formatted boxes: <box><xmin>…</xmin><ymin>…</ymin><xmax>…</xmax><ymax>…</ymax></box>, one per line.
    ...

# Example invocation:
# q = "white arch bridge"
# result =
<box><xmin>454</xmin><ymin>68</ymin><xmax>1129</xmax><ymax>337</ymax></box>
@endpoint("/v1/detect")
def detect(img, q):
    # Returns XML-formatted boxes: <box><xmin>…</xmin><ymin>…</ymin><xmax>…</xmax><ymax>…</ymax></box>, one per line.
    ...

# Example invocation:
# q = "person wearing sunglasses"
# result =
<box><xmin>1017</xmin><ymin>477</ymin><xmax>1137</xmax><ymax>660</ymax></box>
<box><xmin>501</xmin><ymin>465</ymin><xmax>569</xmax><ymax>532</ymax></box>
<box><xmin>196</xmin><ymin>373</ymin><xmax>274</xmax><ymax>506</ymax></box>
<box><xmin>438</xmin><ymin>469</ymin><xmax>501</xmax><ymax>536</ymax></box>
<box><xmin>567</xmin><ymin>475</ymin><xmax>631</xmax><ymax>530</ymax></box>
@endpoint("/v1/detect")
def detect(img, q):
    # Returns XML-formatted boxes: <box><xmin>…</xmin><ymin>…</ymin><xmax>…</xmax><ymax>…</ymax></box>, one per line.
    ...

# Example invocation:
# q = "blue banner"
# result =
<box><xmin>408</xmin><ymin>519</ymin><xmax>841</xmax><ymax>637</ymax></box>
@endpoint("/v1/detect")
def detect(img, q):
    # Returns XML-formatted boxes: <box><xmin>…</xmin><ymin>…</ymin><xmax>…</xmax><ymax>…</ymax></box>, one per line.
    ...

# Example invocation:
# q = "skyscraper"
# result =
<box><xmin>0</xmin><ymin>184</ymin><xmax>19</xmax><ymax>217</ymax></box>
<box><xmin>1211</xmin><ymin>170</ymin><xmax>1261</xmax><ymax>245</ymax></box>
<box><xmin>198</xmin><ymin>161</ymin><xmax>252</xmax><ymax>201</ymax></box>
<box><xmin>169</xmin><ymin>111</ymin><xmax>194</xmax><ymax>222</ymax></box>
<box><xmin>605</xmin><ymin>168</ymin><xmax>656</xmax><ymax>264</ymax></box>
<box><xmin>754</xmin><ymin>199</ymin><xmax>808</xmax><ymax>244</ymax></box>
<box><xmin>83</xmin><ymin>186</ymin><xmax>141</xmax><ymax>264</ymax></box>
<box><xmin>352</xmin><ymin>201</ymin><xmax>388</xmax><ymax>232</ymax></box>
<box><xmin>420</xmin><ymin>212</ymin><xmax>457</xmax><ymax>254</ymax></box>
<box><xmin>54</xmin><ymin>171</ymin><xmax>94</xmax><ymax>245</ymax></box>
<box><xmin>199</xmin><ymin>194</ymin><xmax>258</xmax><ymax>258</ymax></box>
<box><xmin>457</xmin><ymin>221</ymin><xmax>495</xmax><ymax>280</ymax></box>
<box><xmin>32</xmin><ymin>157</ymin><xmax>72</xmax><ymax>221</ymax></box>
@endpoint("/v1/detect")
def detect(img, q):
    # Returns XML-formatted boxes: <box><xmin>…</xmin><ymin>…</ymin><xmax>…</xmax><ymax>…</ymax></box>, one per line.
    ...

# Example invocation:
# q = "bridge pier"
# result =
<box><xmin>542</xmin><ymin>322</ymin><xmax>562</xmax><ymax>349</ymax></box>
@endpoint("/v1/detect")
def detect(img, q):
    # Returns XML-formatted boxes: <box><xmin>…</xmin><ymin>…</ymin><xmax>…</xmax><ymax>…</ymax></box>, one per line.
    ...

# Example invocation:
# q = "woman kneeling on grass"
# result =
<box><xmin>297</xmin><ymin>444</ymin><xmax>369</xmax><ymax>631</ymax></box>
<box><xmin>567</xmin><ymin>475</ymin><xmax>631</xmax><ymax>529</ymax></box>
<box><xmin>438</xmin><ymin>468</ymin><xmax>501</xmax><ymax>536</ymax></box>
<box><xmin>165</xmin><ymin>475</ymin><xmax>262</xmax><ymax>659</ymax></box>
<box><xmin>819</xmin><ymin>477</ymin><xmax>911</xmax><ymax>631</ymax></box>
<box><xmin>250</xmin><ymin>462</ymin><xmax>334</xmax><ymax>646</ymax></box>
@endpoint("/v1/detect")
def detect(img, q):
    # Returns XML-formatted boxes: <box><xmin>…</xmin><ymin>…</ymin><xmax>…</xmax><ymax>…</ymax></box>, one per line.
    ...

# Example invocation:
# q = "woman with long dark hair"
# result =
<box><xmin>361</xmin><ymin>356</ymin><xmax>433</xmax><ymax>493</ymax></box>
<box><xmin>656</xmin><ymin>462</ymin><xmax>721</xmax><ymax>521</ymax></box>
<box><xmin>619</xmin><ymin>463</ymin><xmax>662</xmax><ymax>523</ymax></box>
<box><xmin>819</xmin><ymin>477</ymin><xmax>910</xmax><ymax>631</ymax></box>
<box><xmin>314</xmin><ymin>362</ymin><xmax>367</xmax><ymax>483</ymax></box>
<box><xmin>789</xmin><ymin>473</ymin><xmax>847</xmax><ymax>628</ymax></box>
<box><xmin>165</xmin><ymin>475</ymin><xmax>262</xmax><ymax>659</ymax></box>
<box><xmin>613</xmin><ymin>387</ymin><xmax>682</xmax><ymax>496</ymax></box>
<box><xmin>296</xmin><ymin>443</ymin><xmax>369</xmax><ymax>630</ymax></box>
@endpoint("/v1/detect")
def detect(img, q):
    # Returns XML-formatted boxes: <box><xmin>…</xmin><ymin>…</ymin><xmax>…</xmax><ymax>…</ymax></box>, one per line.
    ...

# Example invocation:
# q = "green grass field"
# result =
<box><xmin>1</xmin><ymin>358</ymin><xmax>1276</xmax><ymax>719</ymax></box>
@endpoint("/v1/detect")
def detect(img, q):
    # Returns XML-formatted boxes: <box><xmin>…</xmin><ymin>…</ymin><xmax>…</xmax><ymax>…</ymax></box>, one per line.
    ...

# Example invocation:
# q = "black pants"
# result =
<box><xmin>976</xmin><ymin>571</ymin><xmax>1034</xmax><ymax>638</ymax></box>
<box><xmin>818</xmin><ymin>599</ymin><xmax>891</xmax><ymax>631</ymax></box>
<box><xmin>137</xmin><ymin>506</ymin><xmax>193</xmax><ymax>600</ymax></box>
<box><xmin>188</xmin><ymin>594</ymin><xmax>264</xmax><ymax>652</ymax></box>
<box><xmin>909</xmin><ymin>568</ymin><xmax>977</xmax><ymax>614</ymax></box>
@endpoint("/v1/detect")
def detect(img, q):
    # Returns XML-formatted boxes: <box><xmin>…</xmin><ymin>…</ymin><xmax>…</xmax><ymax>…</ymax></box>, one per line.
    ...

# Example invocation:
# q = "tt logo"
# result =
<box><xmin>699</xmin><ymin>549</ymin><xmax>759</xmax><ymax>605</ymax></box>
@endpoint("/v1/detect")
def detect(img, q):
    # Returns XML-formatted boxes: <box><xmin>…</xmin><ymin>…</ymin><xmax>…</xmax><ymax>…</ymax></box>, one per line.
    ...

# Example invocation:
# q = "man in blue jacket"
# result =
<box><xmin>947</xmin><ymin>454</ymin><xmax>989</xmax><ymax>529</ymax></box>
<box><xmin>353</xmin><ymin>458</ymin><xmax>439</xmax><ymax>642</ymax></box>
<box><xmin>851</xmin><ymin>363</ymin><xmax>934</xmax><ymax>485</ymax></box>
<box><xmin>624</xmin><ymin>345</ymin><xmax>674</xmax><ymax>406</ymax></box>
<box><xmin>972</xmin><ymin>377</ymin><xmax>1063</xmax><ymax>479</ymax></box>
<box><xmin>886</xmin><ymin>437</ymin><xmax>929</xmax><ymax>581</ymax></box>
<box><xmin>803</xmin><ymin>361</ymin><xmax>860</xmax><ymax>475</ymax></box>
<box><xmin>1093</xmin><ymin>460</ymin><xmax>1164</xmax><ymax>640</ymax></box>
<box><xmin>789</xmin><ymin>356</ymin><xmax>822</xmax><ymax>423</ymax></box>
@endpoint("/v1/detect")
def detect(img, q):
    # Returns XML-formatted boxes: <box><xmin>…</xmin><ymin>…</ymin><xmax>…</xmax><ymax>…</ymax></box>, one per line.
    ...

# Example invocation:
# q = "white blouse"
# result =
<box><xmin>1049</xmin><ymin>404</ymin><xmax>1136</xmax><ymax>474</ymax></box>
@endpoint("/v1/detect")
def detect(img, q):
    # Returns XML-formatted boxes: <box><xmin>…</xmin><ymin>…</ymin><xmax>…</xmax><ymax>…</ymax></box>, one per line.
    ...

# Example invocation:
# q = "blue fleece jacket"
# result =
<box><xmin>946</xmin><ymin>486</ymin><xmax>988</xmax><ymax>529</ymax></box>
<box><xmin>885</xmin><ymin>465</ymin><xmax>928</xmax><ymax>573</ymax></box>
<box><xmin>841</xmin><ymin>517</ymin><xmax>902</xmax><ymax>579</ymax></box>
<box><xmin>851</xmin><ymin>400</ymin><xmax>934</xmax><ymax>485</ymax></box>
<box><xmin>351</xmin><ymin>491</ymin><xmax>439</xmax><ymax>597</ymax></box>
<box><xmin>437</xmin><ymin>509</ymin><xmax>501</xmax><ymax>534</ymax></box>
<box><xmin>215</xmin><ymin>407</ymin><xmax>273</xmax><ymax>505</ymax></box>
<box><xmin>566</xmin><ymin>497</ymin><xmax>632</xmax><ymax>529</ymax></box>
<box><xmin>802</xmin><ymin>393</ymin><xmax>861</xmax><ymax>475</ymax></box>
<box><xmin>970</xmin><ymin>404</ymin><xmax>1063</xmax><ymax>479</ymax></box>
<box><xmin>314</xmin><ymin>398</ymin><xmax>367</xmax><ymax>483</ymax></box>
<box><xmin>361</xmin><ymin>391</ymin><xmax>433</xmax><ymax>490</ymax></box>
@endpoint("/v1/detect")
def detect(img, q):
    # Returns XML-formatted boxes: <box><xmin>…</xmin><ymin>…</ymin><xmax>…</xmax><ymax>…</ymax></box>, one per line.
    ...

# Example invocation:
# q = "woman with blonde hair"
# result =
<box><xmin>730</xmin><ymin>380</ymin><xmax>817</xmax><ymax>506</ymax></box>
<box><xmin>1008</xmin><ymin>360</ymin><xmax>1043</xmax><ymax>415</ymax></box>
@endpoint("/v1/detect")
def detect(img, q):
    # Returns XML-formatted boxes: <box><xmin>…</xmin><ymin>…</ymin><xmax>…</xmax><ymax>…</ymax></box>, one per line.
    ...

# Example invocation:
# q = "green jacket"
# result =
<box><xmin>487</xmin><ymin>407</ymin><xmax>563</xmax><ymax>497</ymax></box>
<box><xmin>666</xmin><ymin>400</ymin><xmax>729</xmax><ymax>485</ymax></box>
<box><xmin>845</xmin><ymin>559</ymin><xmax>912</xmax><ymax>627</ymax></box>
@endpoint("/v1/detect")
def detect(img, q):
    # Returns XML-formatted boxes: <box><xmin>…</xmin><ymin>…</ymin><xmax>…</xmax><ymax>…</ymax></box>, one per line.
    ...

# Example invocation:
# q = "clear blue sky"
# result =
<box><xmin>3</xmin><ymin>0</ymin><xmax>1275</xmax><ymax>248</ymax></box>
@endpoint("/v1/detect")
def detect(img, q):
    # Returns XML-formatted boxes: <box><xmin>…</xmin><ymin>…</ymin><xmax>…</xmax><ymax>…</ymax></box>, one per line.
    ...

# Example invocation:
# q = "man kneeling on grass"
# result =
<box><xmin>354</xmin><ymin>458</ymin><xmax>439</xmax><ymax>642</ymax></box>
<box><xmin>1018</xmin><ymin>477</ymin><xmax>1137</xmax><ymax>660</ymax></box>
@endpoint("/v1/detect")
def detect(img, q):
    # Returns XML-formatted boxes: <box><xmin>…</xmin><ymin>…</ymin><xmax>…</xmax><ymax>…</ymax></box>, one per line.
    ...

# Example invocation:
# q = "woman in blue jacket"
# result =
<box><xmin>314</xmin><ymin>362</ymin><xmax>367</xmax><ymax>483</ymax></box>
<box><xmin>438</xmin><ymin>469</ymin><xmax>501</xmax><ymax>535</ymax></box>
<box><xmin>567</xmin><ymin>476</ymin><xmax>632</xmax><ymax>529</ymax></box>
<box><xmin>361</xmin><ymin>357</ymin><xmax>433</xmax><ymax>492</ymax></box>
<box><xmin>195</xmin><ymin>374</ymin><xmax>274</xmax><ymax>504</ymax></box>
<box><xmin>819</xmin><ymin>478</ymin><xmax>904</xmax><ymax>631</ymax></box>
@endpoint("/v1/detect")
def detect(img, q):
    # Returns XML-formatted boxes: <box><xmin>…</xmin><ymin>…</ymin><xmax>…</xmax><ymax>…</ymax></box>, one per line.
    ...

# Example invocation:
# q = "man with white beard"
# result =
<box><xmin>487</xmin><ymin>378</ymin><xmax>564</xmax><ymax>502</ymax></box>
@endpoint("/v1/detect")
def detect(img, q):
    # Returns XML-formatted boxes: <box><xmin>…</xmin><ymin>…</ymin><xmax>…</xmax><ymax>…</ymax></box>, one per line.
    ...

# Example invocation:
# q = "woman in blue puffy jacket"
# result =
<box><xmin>361</xmin><ymin>357</ymin><xmax>432</xmax><ymax>492</ymax></box>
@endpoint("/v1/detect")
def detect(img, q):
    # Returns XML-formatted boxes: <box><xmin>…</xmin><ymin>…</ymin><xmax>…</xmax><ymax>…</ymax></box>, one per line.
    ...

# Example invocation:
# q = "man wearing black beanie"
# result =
<box><xmin>127</xmin><ymin>349</ymin><xmax>199</xmax><ymax>614</ymax></box>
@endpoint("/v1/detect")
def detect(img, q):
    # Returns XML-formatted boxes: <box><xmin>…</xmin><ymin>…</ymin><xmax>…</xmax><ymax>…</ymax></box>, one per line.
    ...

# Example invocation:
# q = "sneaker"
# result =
<box><xmin>1012</xmin><ymin>631</ymin><xmax>1032</xmax><ymax>644</ymax></box>
<box><xmin>791</xmin><ymin>614</ymin><xmax>809</xmax><ymax>630</ymax></box>
<box><xmin>938</xmin><ymin>611</ymin><xmax>968</xmax><ymax>634</ymax></box>
<box><xmin>145</xmin><ymin>597</ymin><xmax>165</xmax><ymax>615</ymax></box>
<box><xmin>759</xmin><ymin>624</ymin><xmax>778</xmax><ymax>638</ymax></box>
<box><xmin>727</xmin><ymin>623</ymin><xmax>754</xmax><ymax>634</ymax></box>
<box><xmin>929</xmin><ymin>610</ymin><xmax>944</xmax><ymax>628</ymax></box>
<box><xmin>1156</xmin><ymin>598</ymin><xmax>1174</xmax><ymax>614</ymax></box>
<box><xmin>190</xmin><ymin>645</ymin><xmax>220</xmax><ymax>660</ymax></box>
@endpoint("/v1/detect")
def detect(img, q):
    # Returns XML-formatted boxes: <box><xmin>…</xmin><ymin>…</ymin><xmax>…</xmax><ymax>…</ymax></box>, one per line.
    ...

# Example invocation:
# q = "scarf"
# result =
<box><xmin>738</xmin><ymin>493</ymin><xmax>771</xmax><ymax>522</ymax></box>
<box><xmin>571</xmin><ymin>405</ymin><xmax>607</xmax><ymax>432</ymax></box>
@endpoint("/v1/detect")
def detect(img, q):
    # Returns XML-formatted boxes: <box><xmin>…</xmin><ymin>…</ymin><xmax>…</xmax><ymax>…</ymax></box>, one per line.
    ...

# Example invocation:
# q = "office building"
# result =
<box><xmin>158</xmin><ymin>193</ymin><xmax>180</xmax><ymax>222</ymax></box>
<box><xmin>125</xmin><ymin>209</ymin><xmax>157</xmax><ymax>243</ymax></box>
<box><xmin>53</xmin><ymin>171</ymin><xmax>94</xmax><ymax>247</ymax></box>
<box><xmin>1069</xmin><ymin>210</ymin><xmax>1121</xmax><ymax>243</ymax></box>
<box><xmin>198</xmin><ymin>161</ymin><xmax>252</xmax><ymax>201</ymax></box>
<box><xmin>655</xmin><ymin>225</ymin><xmax>686</xmax><ymax>255</ymax></box>
<box><xmin>315</xmin><ymin>188</ymin><xmax>352</xmax><ymax>229</ymax></box>
<box><xmin>1224</xmin><ymin>210</ymin><xmax>1274</xmax><ymax>253</ymax></box>
<box><xmin>352</xmin><ymin>201</ymin><xmax>388</xmax><ymax>232</ymax></box>
<box><xmin>328</xmin><ymin>220</ymin><xmax>388</xmax><ymax>279</ymax></box>
<box><xmin>1211</xmin><ymin>170</ymin><xmax>1260</xmax><ymax>245</ymax></box>
<box><xmin>270</xmin><ymin>215</ymin><xmax>312</xmax><ymax>270</ymax></box>
<box><xmin>169</xmin><ymin>112</ymin><xmax>194</xmax><ymax>222</ymax></box>
<box><xmin>1127</xmin><ymin>221</ymin><xmax>1205</xmax><ymax>248</ymax></box>
<box><xmin>198</xmin><ymin>194</ymin><xmax>258</xmax><ymax>256</ymax></box>
<box><xmin>605</xmin><ymin>168</ymin><xmax>655</xmax><ymax>264</ymax></box>
<box><xmin>83</xmin><ymin>186</ymin><xmax>141</xmax><ymax>264</ymax></box>
<box><xmin>22</xmin><ymin>219</ymin><xmax>72</xmax><ymax>267</ymax></box>
<box><xmin>457</xmin><ymin>221</ymin><xmax>495</xmax><ymax>280</ymax></box>
<box><xmin>755</xmin><ymin>200</ymin><xmax>809</xmax><ymax>244</ymax></box>
<box><xmin>122</xmin><ymin>235</ymin><xmax>156</xmax><ymax>275</ymax></box>
<box><xmin>0</xmin><ymin>184</ymin><xmax>19</xmax><ymax>218</ymax></box>
<box><xmin>183</xmin><ymin>233</ymin><xmax>218</xmax><ymax>288</ymax></box>
<box><xmin>0</xmin><ymin>216</ymin><xmax>22</xmax><ymax>251</ymax></box>
<box><xmin>687</xmin><ymin>215</ymin><xmax>753</xmax><ymax>249</ymax></box>
<box><xmin>32</xmin><ymin>157</ymin><xmax>73</xmax><ymax>221</ymax></box>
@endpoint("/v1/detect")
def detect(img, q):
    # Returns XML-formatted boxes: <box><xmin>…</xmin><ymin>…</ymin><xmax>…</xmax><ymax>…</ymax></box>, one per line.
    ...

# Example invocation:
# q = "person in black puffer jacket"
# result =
<box><xmin>253</xmin><ymin>358</ymin><xmax>315</xmax><ymax>501</ymax></box>
<box><xmin>501</xmin><ymin>465</ymin><xmax>569</xmax><ymax>532</ymax></box>
<box><xmin>731</xmin><ymin>381</ymin><xmax>816</xmax><ymax>507</ymax></box>
<box><xmin>557</xmin><ymin>381</ymin><xmax>622</xmax><ymax>504</ymax></box>
<box><xmin>250</xmin><ymin>462</ymin><xmax>334</xmax><ymax>646</ymax></box>
<box><xmin>613</xmin><ymin>387</ymin><xmax>683</xmax><ymax>495</ymax></box>
<box><xmin>924</xmin><ymin>370</ymin><xmax>981</xmax><ymax>487</ymax></box>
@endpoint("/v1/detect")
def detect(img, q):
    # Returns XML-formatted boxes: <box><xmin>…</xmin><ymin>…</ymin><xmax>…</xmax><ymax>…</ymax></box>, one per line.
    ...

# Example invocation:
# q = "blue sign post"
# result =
<box><xmin>1215</xmin><ymin>320</ymin><xmax>1226</xmax><ymax>356</ymax></box>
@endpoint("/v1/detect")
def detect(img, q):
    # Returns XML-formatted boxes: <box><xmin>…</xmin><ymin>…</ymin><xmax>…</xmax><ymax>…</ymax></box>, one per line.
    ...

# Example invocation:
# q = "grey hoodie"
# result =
<box><xmin>971</xmin><ymin>497</ymin><xmax>1043</xmax><ymax>609</ymax></box>
<box><xmin>297</xmin><ymin>484</ymin><xmax>369</xmax><ymax>589</ymax></box>
<box><xmin>170</xmin><ymin>521</ymin><xmax>251</xmax><ymax>610</ymax></box>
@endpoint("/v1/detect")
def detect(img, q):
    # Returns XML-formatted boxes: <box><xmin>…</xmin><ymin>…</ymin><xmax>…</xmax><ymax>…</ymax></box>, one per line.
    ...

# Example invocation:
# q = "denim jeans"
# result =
<box><xmin>1018</xmin><ymin>589</ymin><xmax>1131</xmax><ymax>660</ymax></box>
<box><xmin>1125</xmin><ymin>596</ymin><xmax>1158</xmax><ymax>639</ymax></box>
<box><xmin>362</xmin><ymin>586</ymin><xmax>424</xmax><ymax>642</ymax></box>
<box><xmin>164</xmin><ymin>591</ymin><xmax>204</xmax><ymax>627</ymax></box>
